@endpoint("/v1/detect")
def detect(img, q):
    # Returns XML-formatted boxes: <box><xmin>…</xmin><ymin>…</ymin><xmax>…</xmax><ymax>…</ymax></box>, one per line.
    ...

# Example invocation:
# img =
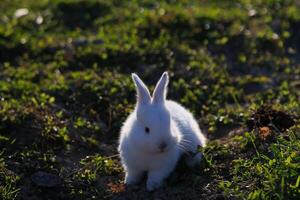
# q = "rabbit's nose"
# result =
<box><xmin>158</xmin><ymin>141</ymin><xmax>168</xmax><ymax>151</ymax></box>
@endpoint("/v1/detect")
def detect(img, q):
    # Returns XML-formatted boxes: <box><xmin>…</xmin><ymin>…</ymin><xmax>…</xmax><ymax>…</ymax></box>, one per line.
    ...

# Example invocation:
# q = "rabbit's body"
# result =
<box><xmin>166</xmin><ymin>100</ymin><xmax>206</xmax><ymax>153</ymax></box>
<box><xmin>119</xmin><ymin>72</ymin><xmax>206</xmax><ymax>191</ymax></box>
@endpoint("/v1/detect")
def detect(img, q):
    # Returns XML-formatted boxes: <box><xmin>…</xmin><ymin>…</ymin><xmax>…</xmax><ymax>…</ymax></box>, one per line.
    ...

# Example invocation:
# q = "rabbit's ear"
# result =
<box><xmin>152</xmin><ymin>72</ymin><xmax>169</xmax><ymax>104</ymax></box>
<box><xmin>132</xmin><ymin>73</ymin><xmax>151</xmax><ymax>105</ymax></box>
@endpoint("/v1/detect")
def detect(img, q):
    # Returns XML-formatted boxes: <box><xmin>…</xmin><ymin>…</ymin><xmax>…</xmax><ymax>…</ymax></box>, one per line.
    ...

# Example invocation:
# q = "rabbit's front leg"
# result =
<box><xmin>185</xmin><ymin>152</ymin><xmax>203</xmax><ymax>167</ymax></box>
<box><xmin>124</xmin><ymin>167</ymin><xmax>143</xmax><ymax>185</ymax></box>
<box><xmin>146</xmin><ymin>164</ymin><xmax>175</xmax><ymax>191</ymax></box>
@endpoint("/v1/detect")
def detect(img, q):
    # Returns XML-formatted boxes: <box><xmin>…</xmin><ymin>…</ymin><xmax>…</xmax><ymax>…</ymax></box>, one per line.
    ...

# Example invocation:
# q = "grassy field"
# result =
<box><xmin>0</xmin><ymin>0</ymin><xmax>300</xmax><ymax>199</ymax></box>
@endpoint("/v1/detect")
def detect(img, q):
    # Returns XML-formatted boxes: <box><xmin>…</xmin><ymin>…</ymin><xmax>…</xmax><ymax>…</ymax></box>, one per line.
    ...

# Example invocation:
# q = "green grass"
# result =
<box><xmin>0</xmin><ymin>0</ymin><xmax>300</xmax><ymax>199</ymax></box>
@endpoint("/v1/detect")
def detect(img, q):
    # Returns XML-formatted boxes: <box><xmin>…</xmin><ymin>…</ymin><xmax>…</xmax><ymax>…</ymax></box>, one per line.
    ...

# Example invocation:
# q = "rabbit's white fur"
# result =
<box><xmin>118</xmin><ymin>72</ymin><xmax>206</xmax><ymax>191</ymax></box>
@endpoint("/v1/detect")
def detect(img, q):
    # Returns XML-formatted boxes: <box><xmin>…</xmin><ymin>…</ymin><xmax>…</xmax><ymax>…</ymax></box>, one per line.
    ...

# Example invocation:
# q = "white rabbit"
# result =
<box><xmin>118</xmin><ymin>72</ymin><xmax>207</xmax><ymax>191</ymax></box>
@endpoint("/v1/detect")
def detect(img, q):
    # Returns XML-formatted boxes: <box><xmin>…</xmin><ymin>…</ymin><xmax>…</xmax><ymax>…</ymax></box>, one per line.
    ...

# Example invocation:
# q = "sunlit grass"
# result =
<box><xmin>0</xmin><ymin>0</ymin><xmax>299</xmax><ymax>199</ymax></box>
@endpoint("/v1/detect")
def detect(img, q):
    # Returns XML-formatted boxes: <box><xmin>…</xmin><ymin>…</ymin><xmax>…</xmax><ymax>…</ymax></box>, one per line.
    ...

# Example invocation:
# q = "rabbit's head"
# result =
<box><xmin>130</xmin><ymin>72</ymin><xmax>180</xmax><ymax>154</ymax></box>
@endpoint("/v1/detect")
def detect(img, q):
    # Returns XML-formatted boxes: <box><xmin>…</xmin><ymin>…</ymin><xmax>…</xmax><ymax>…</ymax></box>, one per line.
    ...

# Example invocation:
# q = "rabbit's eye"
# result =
<box><xmin>145</xmin><ymin>127</ymin><xmax>150</xmax><ymax>134</ymax></box>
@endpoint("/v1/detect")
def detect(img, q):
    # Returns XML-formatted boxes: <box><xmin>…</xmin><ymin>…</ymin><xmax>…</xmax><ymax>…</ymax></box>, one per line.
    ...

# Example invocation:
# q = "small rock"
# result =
<box><xmin>31</xmin><ymin>171</ymin><xmax>60</xmax><ymax>187</ymax></box>
<box><xmin>92</xmin><ymin>39</ymin><xmax>104</xmax><ymax>45</ymax></box>
<box><xmin>248</xmin><ymin>9</ymin><xmax>256</xmax><ymax>17</ymax></box>
<box><xmin>14</xmin><ymin>8</ymin><xmax>29</xmax><ymax>18</ymax></box>
<box><xmin>72</xmin><ymin>38</ymin><xmax>88</xmax><ymax>47</ymax></box>
<box><xmin>36</xmin><ymin>16</ymin><xmax>43</xmax><ymax>24</ymax></box>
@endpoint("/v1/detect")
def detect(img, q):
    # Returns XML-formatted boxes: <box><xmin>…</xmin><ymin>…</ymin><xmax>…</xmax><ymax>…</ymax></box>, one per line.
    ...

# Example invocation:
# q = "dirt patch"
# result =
<box><xmin>247</xmin><ymin>105</ymin><xmax>296</xmax><ymax>132</ymax></box>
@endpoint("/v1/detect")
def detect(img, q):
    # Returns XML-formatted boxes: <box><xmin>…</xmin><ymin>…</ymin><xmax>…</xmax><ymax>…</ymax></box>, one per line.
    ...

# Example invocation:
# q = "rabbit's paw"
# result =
<box><xmin>125</xmin><ymin>171</ymin><xmax>142</xmax><ymax>185</ymax></box>
<box><xmin>146</xmin><ymin>178</ymin><xmax>162</xmax><ymax>191</ymax></box>
<box><xmin>146</xmin><ymin>170</ymin><xmax>166</xmax><ymax>191</ymax></box>
<box><xmin>186</xmin><ymin>152</ymin><xmax>203</xmax><ymax>167</ymax></box>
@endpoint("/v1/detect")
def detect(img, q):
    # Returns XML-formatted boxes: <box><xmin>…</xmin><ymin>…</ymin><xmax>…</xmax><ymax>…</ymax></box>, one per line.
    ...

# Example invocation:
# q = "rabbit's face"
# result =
<box><xmin>131</xmin><ymin>72</ymin><xmax>179</xmax><ymax>154</ymax></box>
<box><xmin>132</xmin><ymin>104</ymin><xmax>179</xmax><ymax>154</ymax></box>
